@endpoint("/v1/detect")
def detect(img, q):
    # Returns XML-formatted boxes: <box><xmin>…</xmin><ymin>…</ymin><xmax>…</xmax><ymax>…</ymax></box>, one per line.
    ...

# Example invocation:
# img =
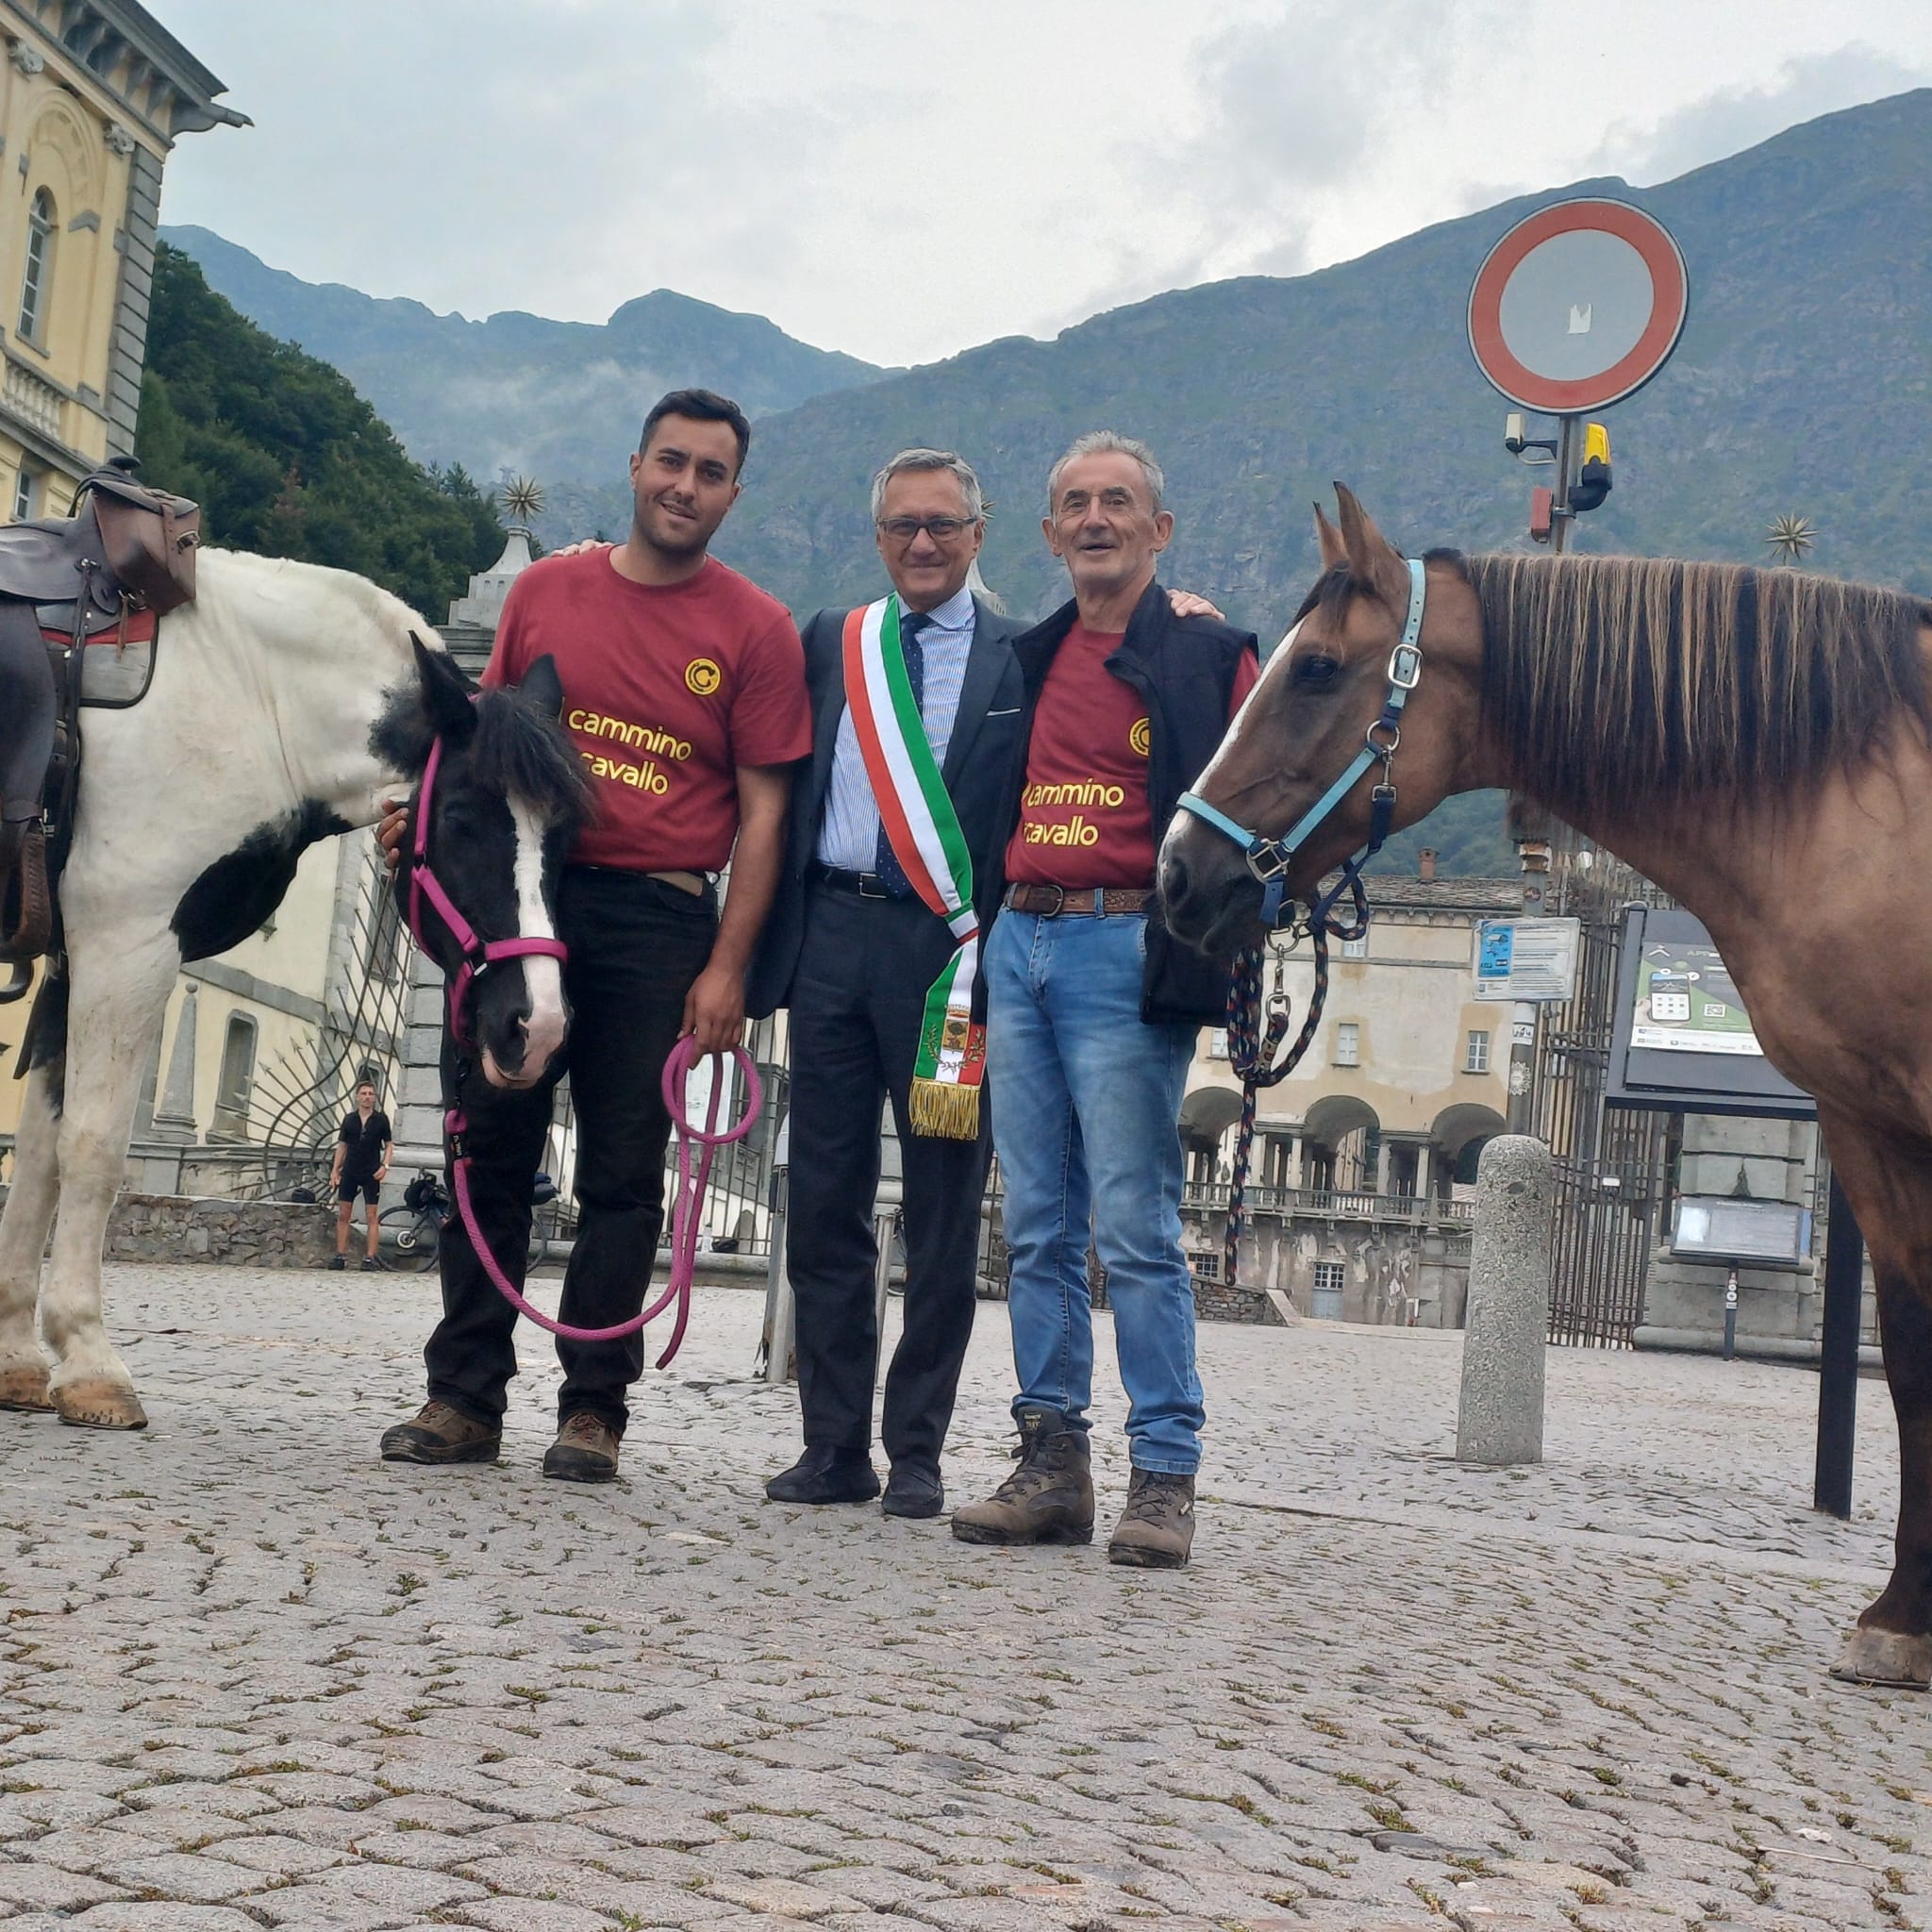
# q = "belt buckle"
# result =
<box><xmin>1039</xmin><ymin>884</ymin><xmax>1066</xmax><ymax>917</ymax></box>
<box><xmin>859</xmin><ymin>873</ymin><xmax>889</xmax><ymax>901</ymax></box>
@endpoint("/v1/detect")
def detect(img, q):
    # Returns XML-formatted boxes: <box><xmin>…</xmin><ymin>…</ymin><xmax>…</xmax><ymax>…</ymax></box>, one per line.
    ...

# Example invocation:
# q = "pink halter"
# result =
<box><xmin>406</xmin><ymin>734</ymin><xmax>570</xmax><ymax>1050</ymax></box>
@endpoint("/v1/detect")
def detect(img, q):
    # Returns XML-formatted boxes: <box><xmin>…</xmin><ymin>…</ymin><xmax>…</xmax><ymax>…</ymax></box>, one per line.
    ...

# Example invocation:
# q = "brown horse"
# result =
<box><xmin>1159</xmin><ymin>484</ymin><xmax>1932</xmax><ymax>1688</ymax></box>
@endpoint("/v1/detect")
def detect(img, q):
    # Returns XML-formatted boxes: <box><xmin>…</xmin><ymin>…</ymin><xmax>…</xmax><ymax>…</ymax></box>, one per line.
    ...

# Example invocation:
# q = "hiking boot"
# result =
<box><xmin>951</xmin><ymin>1409</ymin><xmax>1093</xmax><ymax>1546</ymax></box>
<box><xmin>1107</xmin><ymin>1469</ymin><xmax>1196</xmax><ymax>1570</ymax></box>
<box><xmin>329</xmin><ymin>1254</ymin><xmax>347</xmax><ymax>1271</ymax></box>
<box><xmin>379</xmin><ymin>1400</ymin><xmax>500</xmax><ymax>1465</ymax></box>
<box><xmin>542</xmin><ymin>1411</ymin><xmax>620</xmax><ymax>1483</ymax></box>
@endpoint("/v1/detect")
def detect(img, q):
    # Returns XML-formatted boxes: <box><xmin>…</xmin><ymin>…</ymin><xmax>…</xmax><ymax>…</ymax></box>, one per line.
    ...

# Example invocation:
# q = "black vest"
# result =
<box><xmin>1005</xmin><ymin>578</ymin><xmax>1257</xmax><ymax>1025</ymax></box>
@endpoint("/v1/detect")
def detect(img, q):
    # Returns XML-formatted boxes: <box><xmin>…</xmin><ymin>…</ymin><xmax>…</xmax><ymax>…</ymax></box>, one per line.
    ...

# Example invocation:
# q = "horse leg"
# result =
<box><xmin>40</xmin><ymin>938</ymin><xmax>177</xmax><ymax>1430</ymax></box>
<box><xmin>0</xmin><ymin>1062</ymin><xmax>60</xmax><ymax>1410</ymax></box>
<box><xmin>1818</xmin><ymin>1110</ymin><xmax>1932</xmax><ymax>1687</ymax></box>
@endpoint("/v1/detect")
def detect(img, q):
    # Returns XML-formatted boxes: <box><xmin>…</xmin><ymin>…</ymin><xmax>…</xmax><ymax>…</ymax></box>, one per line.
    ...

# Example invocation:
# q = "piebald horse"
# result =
<box><xmin>0</xmin><ymin>549</ymin><xmax>586</xmax><ymax>1431</ymax></box>
<box><xmin>1161</xmin><ymin>485</ymin><xmax>1932</xmax><ymax>1688</ymax></box>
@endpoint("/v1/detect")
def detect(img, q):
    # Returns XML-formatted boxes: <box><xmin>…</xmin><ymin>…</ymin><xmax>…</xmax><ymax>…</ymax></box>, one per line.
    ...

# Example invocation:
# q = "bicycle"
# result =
<box><xmin>378</xmin><ymin>1168</ymin><xmax>560</xmax><ymax>1274</ymax></box>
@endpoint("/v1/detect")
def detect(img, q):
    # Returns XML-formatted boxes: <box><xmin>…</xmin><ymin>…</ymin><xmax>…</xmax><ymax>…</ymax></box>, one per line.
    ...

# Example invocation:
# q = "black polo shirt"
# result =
<box><xmin>337</xmin><ymin>1108</ymin><xmax>391</xmax><ymax>1181</ymax></box>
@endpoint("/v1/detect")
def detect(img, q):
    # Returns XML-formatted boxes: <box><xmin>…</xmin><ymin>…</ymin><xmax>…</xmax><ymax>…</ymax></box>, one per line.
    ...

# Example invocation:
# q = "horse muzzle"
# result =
<box><xmin>1158</xmin><ymin>820</ymin><xmax>1269</xmax><ymax>957</ymax></box>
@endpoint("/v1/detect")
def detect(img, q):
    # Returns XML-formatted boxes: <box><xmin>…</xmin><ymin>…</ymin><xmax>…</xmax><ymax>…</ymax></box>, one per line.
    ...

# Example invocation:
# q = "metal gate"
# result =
<box><xmin>1525</xmin><ymin>837</ymin><xmax>1674</xmax><ymax>1346</ymax></box>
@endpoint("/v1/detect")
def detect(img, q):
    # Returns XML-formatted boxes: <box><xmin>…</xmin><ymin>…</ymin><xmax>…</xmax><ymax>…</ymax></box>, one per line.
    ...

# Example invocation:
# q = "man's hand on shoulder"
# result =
<box><xmin>681</xmin><ymin>959</ymin><xmax>746</xmax><ymax>1056</ymax></box>
<box><xmin>1168</xmin><ymin>590</ymin><xmax>1226</xmax><ymax>622</ymax></box>
<box><xmin>375</xmin><ymin>799</ymin><xmax>410</xmax><ymax>874</ymax></box>
<box><xmin>552</xmin><ymin>540</ymin><xmax>614</xmax><ymax>560</ymax></box>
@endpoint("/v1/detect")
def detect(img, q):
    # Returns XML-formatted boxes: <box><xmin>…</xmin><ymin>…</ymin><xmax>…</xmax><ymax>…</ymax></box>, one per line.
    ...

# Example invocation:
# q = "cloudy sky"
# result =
<box><xmin>156</xmin><ymin>1</ymin><xmax>1931</xmax><ymax>371</ymax></box>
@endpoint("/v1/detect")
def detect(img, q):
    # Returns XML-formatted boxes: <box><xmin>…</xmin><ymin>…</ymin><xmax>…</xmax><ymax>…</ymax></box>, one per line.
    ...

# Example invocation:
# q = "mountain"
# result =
<box><xmin>135</xmin><ymin>245</ymin><xmax>506</xmax><ymax>624</ymax></box>
<box><xmin>159</xmin><ymin>224</ymin><xmax>887</xmax><ymax>529</ymax></box>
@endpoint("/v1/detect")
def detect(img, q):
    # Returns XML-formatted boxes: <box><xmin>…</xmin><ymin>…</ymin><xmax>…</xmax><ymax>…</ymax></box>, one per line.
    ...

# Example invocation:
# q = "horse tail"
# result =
<box><xmin>14</xmin><ymin>968</ymin><xmax>67</xmax><ymax>1114</ymax></box>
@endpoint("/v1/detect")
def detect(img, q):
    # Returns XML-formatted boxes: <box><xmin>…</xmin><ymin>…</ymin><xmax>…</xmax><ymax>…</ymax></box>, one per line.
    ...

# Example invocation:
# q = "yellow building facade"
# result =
<box><xmin>0</xmin><ymin>0</ymin><xmax>242</xmax><ymax>512</ymax></box>
<box><xmin>0</xmin><ymin>0</ymin><xmax>241</xmax><ymax>1151</ymax></box>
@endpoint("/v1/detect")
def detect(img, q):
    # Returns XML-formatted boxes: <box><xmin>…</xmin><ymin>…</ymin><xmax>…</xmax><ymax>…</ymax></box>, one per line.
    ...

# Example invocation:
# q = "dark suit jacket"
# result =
<box><xmin>748</xmin><ymin>593</ymin><xmax>1025</xmax><ymax>1018</ymax></box>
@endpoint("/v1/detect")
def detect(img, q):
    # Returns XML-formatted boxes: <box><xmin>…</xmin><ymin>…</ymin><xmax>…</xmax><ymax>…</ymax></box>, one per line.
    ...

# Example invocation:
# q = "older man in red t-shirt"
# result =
<box><xmin>382</xmin><ymin>389</ymin><xmax>809</xmax><ymax>1483</ymax></box>
<box><xmin>953</xmin><ymin>431</ymin><xmax>1257</xmax><ymax>1568</ymax></box>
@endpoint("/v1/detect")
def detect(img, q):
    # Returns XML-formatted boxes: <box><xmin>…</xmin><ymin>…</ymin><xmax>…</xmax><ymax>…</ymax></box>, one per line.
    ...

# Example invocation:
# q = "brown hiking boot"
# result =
<box><xmin>1107</xmin><ymin>1469</ymin><xmax>1196</xmax><ymax>1569</ymax></box>
<box><xmin>379</xmin><ymin>1400</ymin><xmax>500</xmax><ymax>1465</ymax></box>
<box><xmin>542</xmin><ymin>1411</ymin><xmax>619</xmax><ymax>1483</ymax></box>
<box><xmin>951</xmin><ymin>1409</ymin><xmax>1094</xmax><ymax>1546</ymax></box>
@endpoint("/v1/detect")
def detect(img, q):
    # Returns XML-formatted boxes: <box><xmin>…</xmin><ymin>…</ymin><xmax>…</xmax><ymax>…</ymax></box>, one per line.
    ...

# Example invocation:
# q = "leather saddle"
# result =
<box><xmin>0</xmin><ymin>459</ymin><xmax>200</xmax><ymax>999</ymax></box>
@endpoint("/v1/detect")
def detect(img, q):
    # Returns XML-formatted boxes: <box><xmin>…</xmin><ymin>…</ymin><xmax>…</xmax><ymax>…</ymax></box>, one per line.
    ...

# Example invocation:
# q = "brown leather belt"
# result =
<box><xmin>1004</xmin><ymin>884</ymin><xmax>1153</xmax><ymax>916</ymax></box>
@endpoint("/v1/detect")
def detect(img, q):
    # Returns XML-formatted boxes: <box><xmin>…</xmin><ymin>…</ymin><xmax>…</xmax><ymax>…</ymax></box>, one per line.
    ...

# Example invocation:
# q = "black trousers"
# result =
<box><xmin>784</xmin><ymin>883</ymin><xmax>991</xmax><ymax>1467</ymax></box>
<box><xmin>425</xmin><ymin>867</ymin><xmax>716</xmax><ymax>1435</ymax></box>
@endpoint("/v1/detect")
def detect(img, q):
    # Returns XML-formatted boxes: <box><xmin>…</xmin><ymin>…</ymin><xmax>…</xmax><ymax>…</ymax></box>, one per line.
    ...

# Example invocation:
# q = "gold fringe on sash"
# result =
<box><xmin>909</xmin><ymin>1076</ymin><xmax>981</xmax><ymax>1141</ymax></box>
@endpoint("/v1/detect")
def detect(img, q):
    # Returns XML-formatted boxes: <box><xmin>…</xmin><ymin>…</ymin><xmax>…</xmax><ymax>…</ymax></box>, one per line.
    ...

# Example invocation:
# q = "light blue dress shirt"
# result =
<box><xmin>817</xmin><ymin>582</ymin><xmax>976</xmax><ymax>871</ymax></box>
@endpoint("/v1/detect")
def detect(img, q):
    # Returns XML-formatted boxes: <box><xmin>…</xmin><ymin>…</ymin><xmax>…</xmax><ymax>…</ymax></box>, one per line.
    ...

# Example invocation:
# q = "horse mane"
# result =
<box><xmin>373</xmin><ymin>678</ymin><xmax>592</xmax><ymax>826</ymax></box>
<box><xmin>1439</xmin><ymin>551</ymin><xmax>1932</xmax><ymax>816</ymax></box>
<box><xmin>469</xmin><ymin>688</ymin><xmax>593</xmax><ymax>824</ymax></box>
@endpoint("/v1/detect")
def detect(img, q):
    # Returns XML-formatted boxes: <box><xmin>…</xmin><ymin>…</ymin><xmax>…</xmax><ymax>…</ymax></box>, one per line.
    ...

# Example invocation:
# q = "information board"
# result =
<box><xmin>1473</xmin><ymin>916</ymin><xmax>1581</xmax><ymax>1002</ymax></box>
<box><xmin>1606</xmin><ymin>906</ymin><xmax>1815</xmax><ymax>1117</ymax></box>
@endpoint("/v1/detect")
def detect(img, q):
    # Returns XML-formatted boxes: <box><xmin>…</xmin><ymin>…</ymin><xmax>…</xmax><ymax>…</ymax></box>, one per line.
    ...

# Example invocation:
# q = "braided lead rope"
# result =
<box><xmin>1223</xmin><ymin>921</ymin><xmax>1331</xmax><ymax>1285</ymax></box>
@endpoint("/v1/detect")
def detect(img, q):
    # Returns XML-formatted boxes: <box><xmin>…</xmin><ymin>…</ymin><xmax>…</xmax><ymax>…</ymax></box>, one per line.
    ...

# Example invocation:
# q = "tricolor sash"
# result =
<box><xmin>841</xmin><ymin>595</ymin><xmax>986</xmax><ymax>1140</ymax></box>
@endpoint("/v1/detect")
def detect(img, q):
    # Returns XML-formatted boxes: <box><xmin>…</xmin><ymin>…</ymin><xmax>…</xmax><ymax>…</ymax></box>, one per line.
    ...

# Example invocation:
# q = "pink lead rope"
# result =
<box><xmin>447</xmin><ymin>1035</ymin><xmax>762</xmax><ymax>1368</ymax></box>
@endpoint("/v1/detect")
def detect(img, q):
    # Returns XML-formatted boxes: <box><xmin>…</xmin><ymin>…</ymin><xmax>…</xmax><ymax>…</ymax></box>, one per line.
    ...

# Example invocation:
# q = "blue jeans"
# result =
<box><xmin>985</xmin><ymin>909</ymin><xmax>1206</xmax><ymax>1474</ymax></box>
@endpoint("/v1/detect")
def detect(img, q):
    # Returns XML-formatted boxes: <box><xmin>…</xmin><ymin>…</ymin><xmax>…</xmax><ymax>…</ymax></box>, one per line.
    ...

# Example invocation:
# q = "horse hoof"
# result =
<box><xmin>0</xmin><ymin>1364</ymin><xmax>53</xmax><ymax>1411</ymax></box>
<box><xmin>52</xmin><ymin>1381</ymin><xmax>148</xmax><ymax>1430</ymax></box>
<box><xmin>1831</xmin><ymin>1626</ymin><xmax>1932</xmax><ymax>1690</ymax></box>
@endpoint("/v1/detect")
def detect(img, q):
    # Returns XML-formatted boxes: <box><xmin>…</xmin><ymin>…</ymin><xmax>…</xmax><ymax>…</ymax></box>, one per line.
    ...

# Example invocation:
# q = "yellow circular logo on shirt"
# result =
<box><xmin>1128</xmin><ymin>717</ymin><xmax>1152</xmax><ymax>758</ymax></box>
<box><xmin>685</xmin><ymin>658</ymin><xmax>723</xmax><ymax>697</ymax></box>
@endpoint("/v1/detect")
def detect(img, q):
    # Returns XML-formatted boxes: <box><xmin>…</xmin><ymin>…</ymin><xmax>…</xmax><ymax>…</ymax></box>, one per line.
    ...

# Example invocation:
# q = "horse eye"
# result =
<box><xmin>1292</xmin><ymin>654</ymin><xmax>1341</xmax><ymax>689</ymax></box>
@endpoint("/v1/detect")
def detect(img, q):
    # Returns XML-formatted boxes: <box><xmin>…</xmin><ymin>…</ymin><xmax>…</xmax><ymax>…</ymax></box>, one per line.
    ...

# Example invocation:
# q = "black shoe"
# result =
<box><xmin>329</xmin><ymin>1255</ymin><xmax>347</xmax><ymax>1271</ymax></box>
<box><xmin>359</xmin><ymin>1256</ymin><xmax>384</xmax><ymax>1273</ymax></box>
<box><xmin>764</xmin><ymin>1444</ymin><xmax>880</xmax><ymax>1506</ymax></box>
<box><xmin>881</xmin><ymin>1460</ymin><xmax>944</xmax><ymax>1520</ymax></box>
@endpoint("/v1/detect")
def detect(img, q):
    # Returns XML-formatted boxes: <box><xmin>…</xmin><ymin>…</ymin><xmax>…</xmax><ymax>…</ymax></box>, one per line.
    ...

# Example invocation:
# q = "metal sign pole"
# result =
<box><xmin>1813</xmin><ymin>1172</ymin><xmax>1862</xmax><ymax>1518</ymax></box>
<box><xmin>1550</xmin><ymin>414</ymin><xmax>1577</xmax><ymax>554</ymax></box>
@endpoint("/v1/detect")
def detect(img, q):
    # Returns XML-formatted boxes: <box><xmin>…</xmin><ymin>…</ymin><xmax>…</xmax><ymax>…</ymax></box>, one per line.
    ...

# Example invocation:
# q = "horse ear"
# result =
<box><xmin>412</xmin><ymin>634</ymin><xmax>475</xmax><ymax>742</ymax></box>
<box><xmin>518</xmin><ymin>653</ymin><xmax>565</xmax><ymax>720</ymax></box>
<box><xmin>1331</xmin><ymin>484</ymin><xmax>1410</xmax><ymax>610</ymax></box>
<box><xmin>1313</xmin><ymin>501</ymin><xmax>1347</xmax><ymax>572</ymax></box>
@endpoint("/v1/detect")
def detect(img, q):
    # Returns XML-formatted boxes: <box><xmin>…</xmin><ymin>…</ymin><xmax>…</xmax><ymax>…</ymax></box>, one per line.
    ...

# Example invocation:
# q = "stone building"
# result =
<box><xmin>1176</xmin><ymin>858</ymin><xmax>1519</xmax><ymax>1326</ymax></box>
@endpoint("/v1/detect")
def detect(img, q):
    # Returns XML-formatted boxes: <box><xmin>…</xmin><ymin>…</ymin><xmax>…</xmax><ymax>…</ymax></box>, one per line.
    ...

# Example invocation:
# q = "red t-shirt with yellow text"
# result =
<box><xmin>1006</xmin><ymin>622</ymin><xmax>1259</xmax><ymax>890</ymax></box>
<box><xmin>484</xmin><ymin>550</ymin><xmax>808</xmax><ymax>873</ymax></box>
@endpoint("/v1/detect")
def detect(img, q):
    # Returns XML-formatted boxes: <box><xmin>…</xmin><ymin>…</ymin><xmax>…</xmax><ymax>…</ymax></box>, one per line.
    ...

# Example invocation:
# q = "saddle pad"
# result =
<box><xmin>46</xmin><ymin>610</ymin><xmax>158</xmax><ymax>708</ymax></box>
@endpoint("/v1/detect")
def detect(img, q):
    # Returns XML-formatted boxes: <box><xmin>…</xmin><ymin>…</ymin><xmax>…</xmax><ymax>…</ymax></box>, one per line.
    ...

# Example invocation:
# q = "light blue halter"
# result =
<box><xmin>1176</xmin><ymin>558</ymin><xmax>1426</xmax><ymax>929</ymax></box>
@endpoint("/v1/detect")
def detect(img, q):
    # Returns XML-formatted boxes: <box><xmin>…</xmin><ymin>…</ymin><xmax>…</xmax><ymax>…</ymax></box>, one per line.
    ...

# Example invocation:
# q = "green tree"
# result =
<box><xmin>135</xmin><ymin>244</ymin><xmax>505</xmax><ymax>621</ymax></box>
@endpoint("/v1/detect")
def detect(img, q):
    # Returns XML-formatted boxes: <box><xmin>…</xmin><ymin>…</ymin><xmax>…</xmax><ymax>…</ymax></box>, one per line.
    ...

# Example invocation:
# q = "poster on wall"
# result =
<box><xmin>1629</xmin><ymin>941</ymin><xmax>1762</xmax><ymax>1055</ymax></box>
<box><xmin>1472</xmin><ymin>917</ymin><xmax>1581</xmax><ymax>1001</ymax></box>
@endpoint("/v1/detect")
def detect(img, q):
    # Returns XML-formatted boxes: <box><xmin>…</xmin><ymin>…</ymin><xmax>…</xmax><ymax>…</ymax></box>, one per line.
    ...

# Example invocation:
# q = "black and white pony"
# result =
<box><xmin>0</xmin><ymin>548</ymin><xmax>588</xmax><ymax>1429</ymax></box>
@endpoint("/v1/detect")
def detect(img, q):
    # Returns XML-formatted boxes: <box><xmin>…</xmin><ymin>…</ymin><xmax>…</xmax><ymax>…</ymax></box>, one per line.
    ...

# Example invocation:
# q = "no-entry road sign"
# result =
<box><xmin>1468</xmin><ymin>198</ymin><xmax>1688</xmax><ymax>414</ymax></box>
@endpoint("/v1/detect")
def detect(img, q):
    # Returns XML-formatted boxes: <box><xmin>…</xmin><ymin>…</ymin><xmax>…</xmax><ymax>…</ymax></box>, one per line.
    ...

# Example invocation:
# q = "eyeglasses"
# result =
<box><xmin>876</xmin><ymin>515</ymin><xmax>978</xmax><ymax>543</ymax></box>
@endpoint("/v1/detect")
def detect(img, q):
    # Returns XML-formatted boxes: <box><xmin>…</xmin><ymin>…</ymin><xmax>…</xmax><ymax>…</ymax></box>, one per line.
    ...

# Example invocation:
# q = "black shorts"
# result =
<box><xmin>338</xmin><ymin>1174</ymin><xmax>380</xmax><ymax>1206</ymax></box>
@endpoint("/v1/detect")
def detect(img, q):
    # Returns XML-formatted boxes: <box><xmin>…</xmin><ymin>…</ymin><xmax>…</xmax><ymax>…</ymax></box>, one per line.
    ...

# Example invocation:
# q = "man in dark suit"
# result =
<box><xmin>750</xmin><ymin>449</ymin><xmax>1024</xmax><ymax>1520</ymax></box>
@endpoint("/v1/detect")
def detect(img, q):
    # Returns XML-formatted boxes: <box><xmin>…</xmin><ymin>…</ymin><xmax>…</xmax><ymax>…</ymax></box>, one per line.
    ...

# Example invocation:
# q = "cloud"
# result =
<box><xmin>1594</xmin><ymin>42</ymin><xmax>1930</xmax><ymax>184</ymax></box>
<box><xmin>1133</xmin><ymin>0</ymin><xmax>1509</xmax><ymax>289</ymax></box>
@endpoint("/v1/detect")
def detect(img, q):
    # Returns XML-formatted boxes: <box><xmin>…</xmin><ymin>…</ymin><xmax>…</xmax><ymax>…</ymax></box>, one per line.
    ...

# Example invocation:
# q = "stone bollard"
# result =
<box><xmin>1456</xmin><ymin>1134</ymin><xmax>1555</xmax><ymax>1466</ymax></box>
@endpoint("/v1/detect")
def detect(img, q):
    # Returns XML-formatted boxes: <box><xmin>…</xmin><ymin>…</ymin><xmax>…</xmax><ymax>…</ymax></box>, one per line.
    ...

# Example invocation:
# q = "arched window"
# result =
<box><xmin>211</xmin><ymin>1015</ymin><xmax>258</xmax><ymax>1141</ymax></box>
<box><xmin>19</xmin><ymin>189</ymin><xmax>55</xmax><ymax>343</ymax></box>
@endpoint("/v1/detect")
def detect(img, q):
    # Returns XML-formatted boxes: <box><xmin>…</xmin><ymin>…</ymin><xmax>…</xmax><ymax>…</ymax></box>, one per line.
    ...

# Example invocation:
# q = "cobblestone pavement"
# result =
<box><xmin>2</xmin><ymin>1264</ymin><xmax>1928</xmax><ymax>1931</ymax></box>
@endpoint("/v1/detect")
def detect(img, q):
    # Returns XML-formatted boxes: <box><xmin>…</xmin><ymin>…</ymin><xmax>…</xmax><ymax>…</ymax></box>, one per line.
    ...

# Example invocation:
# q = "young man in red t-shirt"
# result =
<box><xmin>952</xmin><ymin>432</ymin><xmax>1257</xmax><ymax>1569</ymax></box>
<box><xmin>382</xmin><ymin>389</ymin><xmax>809</xmax><ymax>1483</ymax></box>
